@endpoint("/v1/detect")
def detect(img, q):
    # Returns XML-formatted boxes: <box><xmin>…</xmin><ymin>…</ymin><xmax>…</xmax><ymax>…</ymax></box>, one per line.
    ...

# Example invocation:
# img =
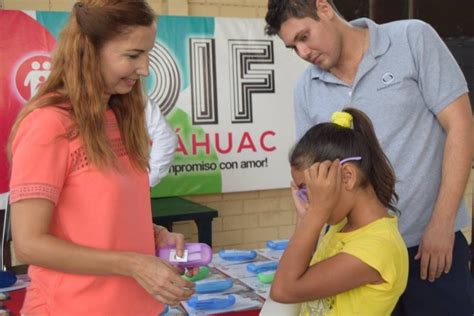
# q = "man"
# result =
<box><xmin>265</xmin><ymin>0</ymin><xmax>473</xmax><ymax>315</ymax></box>
<box><xmin>145</xmin><ymin>98</ymin><xmax>177</xmax><ymax>187</ymax></box>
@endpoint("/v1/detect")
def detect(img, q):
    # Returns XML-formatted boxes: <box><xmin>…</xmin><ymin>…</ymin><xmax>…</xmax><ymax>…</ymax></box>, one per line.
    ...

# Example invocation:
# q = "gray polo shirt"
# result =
<box><xmin>293</xmin><ymin>18</ymin><xmax>469</xmax><ymax>248</ymax></box>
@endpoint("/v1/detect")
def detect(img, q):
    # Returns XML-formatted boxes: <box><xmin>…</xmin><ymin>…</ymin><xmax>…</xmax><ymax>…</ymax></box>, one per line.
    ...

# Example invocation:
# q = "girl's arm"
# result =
<box><xmin>11</xmin><ymin>198</ymin><xmax>194</xmax><ymax>306</ymax></box>
<box><xmin>271</xmin><ymin>216</ymin><xmax>383</xmax><ymax>303</ymax></box>
<box><xmin>271</xmin><ymin>160</ymin><xmax>383</xmax><ymax>303</ymax></box>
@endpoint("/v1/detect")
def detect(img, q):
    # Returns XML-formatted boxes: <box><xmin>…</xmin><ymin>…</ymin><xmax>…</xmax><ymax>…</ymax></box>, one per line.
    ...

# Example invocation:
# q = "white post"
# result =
<box><xmin>368</xmin><ymin>0</ymin><xmax>374</xmax><ymax>19</ymax></box>
<box><xmin>408</xmin><ymin>0</ymin><xmax>415</xmax><ymax>18</ymax></box>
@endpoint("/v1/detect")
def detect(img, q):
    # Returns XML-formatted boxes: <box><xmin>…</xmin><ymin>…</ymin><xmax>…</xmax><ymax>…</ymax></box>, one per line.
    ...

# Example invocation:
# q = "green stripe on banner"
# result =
<box><xmin>150</xmin><ymin>108</ymin><xmax>222</xmax><ymax>197</ymax></box>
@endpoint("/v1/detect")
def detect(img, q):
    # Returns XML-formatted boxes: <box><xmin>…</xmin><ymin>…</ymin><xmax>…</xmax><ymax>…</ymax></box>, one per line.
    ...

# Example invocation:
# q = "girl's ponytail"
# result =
<box><xmin>343</xmin><ymin>108</ymin><xmax>399</xmax><ymax>212</ymax></box>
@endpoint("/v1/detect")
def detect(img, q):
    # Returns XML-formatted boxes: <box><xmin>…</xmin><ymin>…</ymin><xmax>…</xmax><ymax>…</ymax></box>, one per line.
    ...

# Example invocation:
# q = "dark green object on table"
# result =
<box><xmin>150</xmin><ymin>197</ymin><xmax>218</xmax><ymax>247</ymax></box>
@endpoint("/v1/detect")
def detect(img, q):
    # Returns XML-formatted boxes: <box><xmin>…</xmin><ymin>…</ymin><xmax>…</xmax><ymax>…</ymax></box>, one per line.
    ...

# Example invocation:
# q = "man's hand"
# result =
<box><xmin>415</xmin><ymin>222</ymin><xmax>455</xmax><ymax>282</ymax></box>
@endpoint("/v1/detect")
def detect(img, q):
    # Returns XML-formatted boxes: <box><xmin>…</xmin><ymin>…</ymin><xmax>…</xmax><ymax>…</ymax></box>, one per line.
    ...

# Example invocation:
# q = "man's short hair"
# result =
<box><xmin>265</xmin><ymin>0</ymin><xmax>340</xmax><ymax>36</ymax></box>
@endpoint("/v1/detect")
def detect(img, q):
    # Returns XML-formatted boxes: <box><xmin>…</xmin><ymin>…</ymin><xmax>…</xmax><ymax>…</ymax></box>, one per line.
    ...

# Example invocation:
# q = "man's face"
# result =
<box><xmin>278</xmin><ymin>17</ymin><xmax>341</xmax><ymax>71</ymax></box>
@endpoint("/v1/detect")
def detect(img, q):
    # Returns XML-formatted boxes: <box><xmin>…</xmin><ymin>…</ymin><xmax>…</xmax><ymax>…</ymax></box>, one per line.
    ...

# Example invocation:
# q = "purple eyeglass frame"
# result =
<box><xmin>295</xmin><ymin>156</ymin><xmax>362</xmax><ymax>203</ymax></box>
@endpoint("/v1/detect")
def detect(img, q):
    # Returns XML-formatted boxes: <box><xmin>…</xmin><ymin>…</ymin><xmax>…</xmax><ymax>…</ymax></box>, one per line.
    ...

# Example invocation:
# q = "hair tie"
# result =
<box><xmin>331</xmin><ymin>111</ymin><xmax>353</xmax><ymax>128</ymax></box>
<box><xmin>74</xmin><ymin>2</ymin><xmax>84</xmax><ymax>10</ymax></box>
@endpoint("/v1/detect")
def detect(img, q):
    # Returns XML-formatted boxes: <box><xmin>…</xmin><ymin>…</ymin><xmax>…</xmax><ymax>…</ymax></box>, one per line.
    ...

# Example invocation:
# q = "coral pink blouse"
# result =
<box><xmin>10</xmin><ymin>106</ymin><xmax>163</xmax><ymax>315</ymax></box>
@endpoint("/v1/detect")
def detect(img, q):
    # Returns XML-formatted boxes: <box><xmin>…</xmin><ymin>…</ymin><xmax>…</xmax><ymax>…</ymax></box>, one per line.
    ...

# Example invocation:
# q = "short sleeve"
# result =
<box><xmin>9</xmin><ymin>108</ymin><xmax>70</xmax><ymax>204</ymax></box>
<box><xmin>341</xmin><ymin>235</ymin><xmax>399</xmax><ymax>286</ymax></box>
<box><xmin>145</xmin><ymin>99</ymin><xmax>177</xmax><ymax>186</ymax></box>
<box><xmin>293</xmin><ymin>69</ymin><xmax>314</xmax><ymax>140</ymax></box>
<box><xmin>408</xmin><ymin>21</ymin><xmax>468</xmax><ymax>114</ymax></box>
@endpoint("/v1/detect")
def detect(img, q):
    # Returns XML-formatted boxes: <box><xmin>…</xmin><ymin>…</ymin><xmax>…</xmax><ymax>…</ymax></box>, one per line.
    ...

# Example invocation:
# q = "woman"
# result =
<box><xmin>8</xmin><ymin>1</ymin><xmax>194</xmax><ymax>315</ymax></box>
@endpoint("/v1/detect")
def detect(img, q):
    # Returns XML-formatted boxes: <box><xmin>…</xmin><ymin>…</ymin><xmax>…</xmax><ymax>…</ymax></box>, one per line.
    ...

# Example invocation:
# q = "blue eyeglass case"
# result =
<box><xmin>195</xmin><ymin>278</ymin><xmax>234</xmax><ymax>294</ymax></box>
<box><xmin>218</xmin><ymin>249</ymin><xmax>257</xmax><ymax>261</ymax></box>
<box><xmin>0</xmin><ymin>271</ymin><xmax>17</xmax><ymax>288</ymax></box>
<box><xmin>266</xmin><ymin>239</ymin><xmax>289</xmax><ymax>250</ymax></box>
<box><xmin>187</xmin><ymin>294</ymin><xmax>236</xmax><ymax>310</ymax></box>
<box><xmin>246</xmin><ymin>261</ymin><xmax>278</xmax><ymax>274</ymax></box>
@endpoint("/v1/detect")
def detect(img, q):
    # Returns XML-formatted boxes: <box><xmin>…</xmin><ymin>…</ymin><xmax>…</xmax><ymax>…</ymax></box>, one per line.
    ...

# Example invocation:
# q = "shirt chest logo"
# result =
<box><xmin>382</xmin><ymin>72</ymin><xmax>395</xmax><ymax>85</ymax></box>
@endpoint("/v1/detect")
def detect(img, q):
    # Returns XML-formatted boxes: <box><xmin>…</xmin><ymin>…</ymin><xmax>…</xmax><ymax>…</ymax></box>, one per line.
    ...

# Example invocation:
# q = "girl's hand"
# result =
<box><xmin>290</xmin><ymin>181</ymin><xmax>309</xmax><ymax>220</ymax></box>
<box><xmin>130</xmin><ymin>253</ymin><xmax>195</xmax><ymax>306</ymax></box>
<box><xmin>304</xmin><ymin>160</ymin><xmax>342</xmax><ymax>223</ymax></box>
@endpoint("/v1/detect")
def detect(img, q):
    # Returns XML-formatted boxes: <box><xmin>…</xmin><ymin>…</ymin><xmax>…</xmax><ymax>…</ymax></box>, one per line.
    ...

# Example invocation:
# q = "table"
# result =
<box><xmin>166</xmin><ymin>249</ymin><xmax>283</xmax><ymax>315</ymax></box>
<box><xmin>4</xmin><ymin>249</ymin><xmax>278</xmax><ymax>316</ymax></box>
<box><xmin>151</xmin><ymin>197</ymin><xmax>218</xmax><ymax>247</ymax></box>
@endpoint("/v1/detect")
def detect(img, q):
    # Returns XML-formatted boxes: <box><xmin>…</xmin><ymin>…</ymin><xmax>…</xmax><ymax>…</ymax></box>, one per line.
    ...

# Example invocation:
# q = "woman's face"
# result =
<box><xmin>99</xmin><ymin>23</ymin><xmax>156</xmax><ymax>102</ymax></box>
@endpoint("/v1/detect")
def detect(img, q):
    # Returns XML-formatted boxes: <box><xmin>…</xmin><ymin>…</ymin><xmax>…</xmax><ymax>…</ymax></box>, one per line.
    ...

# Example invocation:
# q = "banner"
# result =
<box><xmin>0</xmin><ymin>11</ymin><xmax>307</xmax><ymax>197</ymax></box>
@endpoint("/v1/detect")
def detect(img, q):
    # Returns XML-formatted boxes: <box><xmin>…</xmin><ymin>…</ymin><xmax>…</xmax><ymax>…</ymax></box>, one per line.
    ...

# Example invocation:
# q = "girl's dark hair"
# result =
<box><xmin>289</xmin><ymin>108</ymin><xmax>399</xmax><ymax>212</ymax></box>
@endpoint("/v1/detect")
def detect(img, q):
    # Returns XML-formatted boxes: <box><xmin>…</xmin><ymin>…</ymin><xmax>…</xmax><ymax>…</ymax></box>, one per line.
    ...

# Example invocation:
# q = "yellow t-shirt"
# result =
<box><xmin>299</xmin><ymin>217</ymin><xmax>408</xmax><ymax>316</ymax></box>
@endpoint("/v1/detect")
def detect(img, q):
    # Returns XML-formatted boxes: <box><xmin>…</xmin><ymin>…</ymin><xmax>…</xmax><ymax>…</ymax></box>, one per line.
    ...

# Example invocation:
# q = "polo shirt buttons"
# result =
<box><xmin>348</xmin><ymin>90</ymin><xmax>352</xmax><ymax>96</ymax></box>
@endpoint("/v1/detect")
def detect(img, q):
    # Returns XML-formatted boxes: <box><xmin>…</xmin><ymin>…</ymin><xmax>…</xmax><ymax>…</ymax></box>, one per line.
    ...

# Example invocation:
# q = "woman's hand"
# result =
<box><xmin>154</xmin><ymin>225</ymin><xmax>186</xmax><ymax>257</ymax></box>
<box><xmin>130</xmin><ymin>253</ymin><xmax>195</xmax><ymax>306</ymax></box>
<box><xmin>154</xmin><ymin>225</ymin><xmax>200</xmax><ymax>277</ymax></box>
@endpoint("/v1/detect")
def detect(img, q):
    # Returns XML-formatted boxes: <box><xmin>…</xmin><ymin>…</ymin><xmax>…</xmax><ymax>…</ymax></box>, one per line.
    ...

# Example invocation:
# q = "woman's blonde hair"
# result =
<box><xmin>8</xmin><ymin>0</ymin><xmax>156</xmax><ymax>171</ymax></box>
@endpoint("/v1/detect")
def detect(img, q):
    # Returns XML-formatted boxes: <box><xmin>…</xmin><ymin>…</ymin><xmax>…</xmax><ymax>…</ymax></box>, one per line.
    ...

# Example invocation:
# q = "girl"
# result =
<box><xmin>8</xmin><ymin>1</ymin><xmax>194</xmax><ymax>315</ymax></box>
<box><xmin>270</xmin><ymin>108</ymin><xmax>408</xmax><ymax>315</ymax></box>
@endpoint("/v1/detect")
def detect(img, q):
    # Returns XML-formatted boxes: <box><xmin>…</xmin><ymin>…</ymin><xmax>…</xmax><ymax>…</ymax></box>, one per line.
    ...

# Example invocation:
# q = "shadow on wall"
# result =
<box><xmin>445</xmin><ymin>38</ymin><xmax>474</xmax><ymax>111</ymax></box>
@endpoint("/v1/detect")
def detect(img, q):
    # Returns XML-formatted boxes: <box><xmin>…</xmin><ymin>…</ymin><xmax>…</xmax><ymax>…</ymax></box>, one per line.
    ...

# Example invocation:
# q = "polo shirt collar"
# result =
<box><xmin>351</xmin><ymin>18</ymin><xmax>390</xmax><ymax>58</ymax></box>
<box><xmin>310</xmin><ymin>18</ymin><xmax>391</xmax><ymax>80</ymax></box>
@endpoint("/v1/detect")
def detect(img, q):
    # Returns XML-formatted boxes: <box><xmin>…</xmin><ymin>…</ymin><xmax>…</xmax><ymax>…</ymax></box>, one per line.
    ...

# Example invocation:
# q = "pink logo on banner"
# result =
<box><xmin>15</xmin><ymin>55</ymin><xmax>52</xmax><ymax>101</ymax></box>
<box><xmin>0</xmin><ymin>10</ymin><xmax>57</xmax><ymax>193</ymax></box>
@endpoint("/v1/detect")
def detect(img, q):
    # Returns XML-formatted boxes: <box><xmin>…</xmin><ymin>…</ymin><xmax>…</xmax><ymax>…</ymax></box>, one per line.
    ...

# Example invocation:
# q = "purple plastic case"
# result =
<box><xmin>157</xmin><ymin>243</ymin><xmax>213</xmax><ymax>268</ymax></box>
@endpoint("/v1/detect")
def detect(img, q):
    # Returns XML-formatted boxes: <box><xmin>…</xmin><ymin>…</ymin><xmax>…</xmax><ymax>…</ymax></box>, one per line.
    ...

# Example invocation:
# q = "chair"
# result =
<box><xmin>0</xmin><ymin>192</ymin><xmax>11</xmax><ymax>272</ymax></box>
<box><xmin>471</xmin><ymin>183</ymin><xmax>473</xmax><ymax>277</ymax></box>
<box><xmin>0</xmin><ymin>193</ymin><xmax>27</xmax><ymax>274</ymax></box>
<box><xmin>150</xmin><ymin>197</ymin><xmax>218</xmax><ymax>247</ymax></box>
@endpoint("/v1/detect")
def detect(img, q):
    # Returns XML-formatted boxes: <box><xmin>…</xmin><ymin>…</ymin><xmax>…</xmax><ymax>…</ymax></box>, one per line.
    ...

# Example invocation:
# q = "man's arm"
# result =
<box><xmin>416</xmin><ymin>93</ymin><xmax>473</xmax><ymax>281</ymax></box>
<box><xmin>145</xmin><ymin>99</ymin><xmax>178</xmax><ymax>187</ymax></box>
